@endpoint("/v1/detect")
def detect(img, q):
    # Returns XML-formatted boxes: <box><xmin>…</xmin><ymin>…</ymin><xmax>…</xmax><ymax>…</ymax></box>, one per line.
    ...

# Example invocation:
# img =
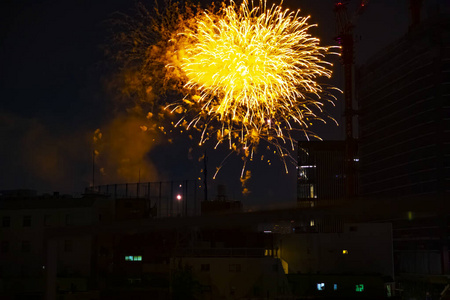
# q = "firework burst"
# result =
<box><xmin>172</xmin><ymin>0</ymin><xmax>339</xmax><ymax>149</ymax></box>
<box><xmin>109</xmin><ymin>0</ymin><xmax>340</xmax><ymax>174</ymax></box>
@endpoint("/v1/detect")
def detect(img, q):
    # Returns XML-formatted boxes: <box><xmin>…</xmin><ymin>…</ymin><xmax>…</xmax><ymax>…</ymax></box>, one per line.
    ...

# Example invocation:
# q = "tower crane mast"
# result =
<box><xmin>334</xmin><ymin>0</ymin><xmax>368</xmax><ymax>198</ymax></box>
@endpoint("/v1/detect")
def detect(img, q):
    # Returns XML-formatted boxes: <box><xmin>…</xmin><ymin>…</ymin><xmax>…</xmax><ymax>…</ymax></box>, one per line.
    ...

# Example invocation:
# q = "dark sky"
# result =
<box><xmin>0</xmin><ymin>0</ymin><xmax>425</xmax><ymax>207</ymax></box>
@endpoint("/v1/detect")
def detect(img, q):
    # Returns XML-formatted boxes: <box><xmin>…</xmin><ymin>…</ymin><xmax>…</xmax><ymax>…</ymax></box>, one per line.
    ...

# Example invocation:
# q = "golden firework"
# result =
<box><xmin>109</xmin><ymin>0</ymin><xmax>340</xmax><ymax>177</ymax></box>
<box><xmin>169</xmin><ymin>0</ymin><xmax>339</xmax><ymax>151</ymax></box>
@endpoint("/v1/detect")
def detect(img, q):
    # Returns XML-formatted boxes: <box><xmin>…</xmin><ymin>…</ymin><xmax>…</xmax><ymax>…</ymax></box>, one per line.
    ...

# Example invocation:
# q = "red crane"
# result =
<box><xmin>334</xmin><ymin>0</ymin><xmax>368</xmax><ymax>198</ymax></box>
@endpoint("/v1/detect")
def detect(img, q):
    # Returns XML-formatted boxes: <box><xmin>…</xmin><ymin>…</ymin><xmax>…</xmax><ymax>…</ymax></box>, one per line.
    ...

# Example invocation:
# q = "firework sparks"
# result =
<box><xmin>109</xmin><ymin>0</ymin><xmax>340</xmax><ymax>176</ymax></box>
<box><xmin>170</xmin><ymin>0</ymin><xmax>339</xmax><ymax>150</ymax></box>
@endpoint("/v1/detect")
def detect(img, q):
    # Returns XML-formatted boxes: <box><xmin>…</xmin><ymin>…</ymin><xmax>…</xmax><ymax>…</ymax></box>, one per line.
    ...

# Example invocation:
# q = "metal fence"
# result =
<box><xmin>87</xmin><ymin>180</ymin><xmax>203</xmax><ymax>218</ymax></box>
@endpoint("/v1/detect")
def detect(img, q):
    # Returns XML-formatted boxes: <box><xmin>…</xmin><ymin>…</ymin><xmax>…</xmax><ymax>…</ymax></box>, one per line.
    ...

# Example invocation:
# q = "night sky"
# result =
<box><xmin>0</xmin><ymin>0</ymin><xmax>418</xmax><ymax>207</ymax></box>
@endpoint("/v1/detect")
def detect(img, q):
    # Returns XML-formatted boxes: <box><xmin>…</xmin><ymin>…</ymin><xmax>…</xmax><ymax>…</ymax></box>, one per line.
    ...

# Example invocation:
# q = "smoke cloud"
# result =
<box><xmin>93</xmin><ymin>114</ymin><xmax>161</xmax><ymax>185</ymax></box>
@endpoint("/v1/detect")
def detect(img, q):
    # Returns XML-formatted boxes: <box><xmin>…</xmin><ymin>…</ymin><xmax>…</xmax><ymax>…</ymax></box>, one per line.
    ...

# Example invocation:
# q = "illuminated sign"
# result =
<box><xmin>356</xmin><ymin>284</ymin><xmax>364</xmax><ymax>292</ymax></box>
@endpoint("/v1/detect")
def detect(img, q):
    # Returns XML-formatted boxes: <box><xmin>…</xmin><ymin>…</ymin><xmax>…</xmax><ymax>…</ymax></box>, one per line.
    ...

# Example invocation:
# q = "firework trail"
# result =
<box><xmin>109</xmin><ymin>0</ymin><xmax>340</xmax><ymax>175</ymax></box>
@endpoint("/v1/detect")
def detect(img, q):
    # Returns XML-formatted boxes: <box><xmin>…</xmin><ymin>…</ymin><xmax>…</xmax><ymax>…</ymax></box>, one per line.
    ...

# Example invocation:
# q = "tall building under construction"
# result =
<box><xmin>298</xmin><ymin>9</ymin><xmax>450</xmax><ymax>204</ymax></box>
<box><xmin>356</xmin><ymin>12</ymin><xmax>450</xmax><ymax>198</ymax></box>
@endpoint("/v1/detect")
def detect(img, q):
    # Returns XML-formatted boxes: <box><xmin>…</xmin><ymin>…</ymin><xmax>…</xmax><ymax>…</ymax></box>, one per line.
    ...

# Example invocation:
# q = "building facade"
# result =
<box><xmin>297</xmin><ymin>141</ymin><xmax>349</xmax><ymax>207</ymax></box>
<box><xmin>356</xmin><ymin>15</ymin><xmax>450</xmax><ymax>198</ymax></box>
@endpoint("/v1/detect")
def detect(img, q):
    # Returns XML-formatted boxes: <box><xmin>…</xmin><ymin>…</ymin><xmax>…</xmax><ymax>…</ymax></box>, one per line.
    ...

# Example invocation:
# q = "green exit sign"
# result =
<box><xmin>356</xmin><ymin>284</ymin><xmax>364</xmax><ymax>292</ymax></box>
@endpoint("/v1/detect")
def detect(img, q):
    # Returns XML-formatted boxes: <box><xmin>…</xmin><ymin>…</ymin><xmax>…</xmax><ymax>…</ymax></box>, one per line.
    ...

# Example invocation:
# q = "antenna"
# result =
<box><xmin>137</xmin><ymin>168</ymin><xmax>141</xmax><ymax>198</ymax></box>
<box><xmin>204</xmin><ymin>150</ymin><xmax>208</xmax><ymax>201</ymax></box>
<box><xmin>92</xmin><ymin>150</ymin><xmax>95</xmax><ymax>189</ymax></box>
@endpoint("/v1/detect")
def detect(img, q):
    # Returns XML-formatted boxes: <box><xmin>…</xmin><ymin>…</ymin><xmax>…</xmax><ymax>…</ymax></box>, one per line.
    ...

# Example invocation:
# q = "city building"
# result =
<box><xmin>297</xmin><ymin>141</ymin><xmax>352</xmax><ymax>207</ymax></box>
<box><xmin>0</xmin><ymin>191</ymin><xmax>114</xmax><ymax>298</ymax></box>
<box><xmin>355</xmin><ymin>6</ymin><xmax>450</xmax><ymax>299</ymax></box>
<box><xmin>356</xmin><ymin>13</ymin><xmax>450</xmax><ymax>198</ymax></box>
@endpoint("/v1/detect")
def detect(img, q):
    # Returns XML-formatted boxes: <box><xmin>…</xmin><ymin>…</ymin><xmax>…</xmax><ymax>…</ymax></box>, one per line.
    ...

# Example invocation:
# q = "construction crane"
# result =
<box><xmin>334</xmin><ymin>0</ymin><xmax>368</xmax><ymax>198</ymax></box>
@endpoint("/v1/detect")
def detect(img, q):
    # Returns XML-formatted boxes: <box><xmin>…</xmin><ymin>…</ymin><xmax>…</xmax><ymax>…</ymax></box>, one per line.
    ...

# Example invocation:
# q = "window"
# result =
<box><xmin>334</xmin><ymin>284</ymin><xmax>338</xmax><ymax>291</ymax></box>
<box><xmin>20</xmin><ymin>265</ymin><xmax>30</xmax><ymax>277</ymax></box>
<box><xmin>44</xmin><ymin>215</ymin><xmax>51</xmax><ymax>226</ymax></box>
<box><xmin>2</xmin><ymin>216</ymin><xmax>10</xmax><ymax>227</ymax></box>
<box><xmin>64</xmin><ymin>240</ymin><xmax>73</xmax><ymax>253</ymax></box>
<box><xmin>125</xmin><ymin>256</ymin><xmax>142</xmax><ymax>261</ymax></box>
<box><xmin>23</xmin><ymin>216</ymin><xmax>31</xmax><ymax>227</ymax></box>
<box><xmin>65</xmin><ymin>214</ymin><xmax>72</xmax><ymax>226</ymax></box>
<box><xmin>201</xmin><ymin>264</ymin><xmax>210</xmax><ymax>272</ymax></box>
<box><xmin>1</xmin><ymin>241</ymin><xmax>9</xmax><ymax>253</ymax></box>
<box><xmin>21</xmin><ymin>241</ymin><xmax>31</xmax><ymax>253</ymax></box>
<box><xmin>229</xmin><ymin>264</ymin><xmax>241</xmax><ymax>272</ymax></box>
<box><xmin>386</xmin><ymin>284</ymin><xmax>392</xmax><ymax>297</ymax></box>
<box><xmin>317</xmin><ymin>283</ymin><xmax>325</xmax><ymax>291</ymax></box>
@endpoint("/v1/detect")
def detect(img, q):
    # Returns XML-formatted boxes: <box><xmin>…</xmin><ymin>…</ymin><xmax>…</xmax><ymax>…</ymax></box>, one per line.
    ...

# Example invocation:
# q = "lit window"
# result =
<box><xmin>342</xmin><ymin>249</ymin><xmax>348</xmax><ymax>255</ymax></box>
<box><xmin>310</xmin><ymin>185</ymin><xmax>315</xmax><ymax>198</ymax></box>
<box><xmin>310</xmin><ymin>220</ymin><xmax>315</xmax><ymax>227</ymax></box>
<box><xmin>356</xmin><ymin>284</ymin><xmax>364</xmax><ymax>292</ymax></box>
<box><xmin>125</xmin><ymin>255</ymin><xmax>142</xmax><ymax>261</ymax></box>
<box><xmin>334</xmin><ymin>284</ymin><xmax>337</xmax><ymax>291</ymax></box>
<box><xmin>300</xmin><ymin>165</ymin><xmax>316</xmax><ymax>168</ymax></box>
<box><xmin>317</xmin><ymin>283</ymin><xmax>325</xmax><ymax>291</ymax></box>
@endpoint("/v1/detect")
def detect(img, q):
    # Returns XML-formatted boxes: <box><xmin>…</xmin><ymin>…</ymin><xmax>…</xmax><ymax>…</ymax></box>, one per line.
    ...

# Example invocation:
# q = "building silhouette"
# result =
<box><xmin>356</xmin><ymin>13</ymin><xmax>450</xmax><ymax>198</ymax></box>
<box><xmin>0</xmin><ymin>187</ymin><xmax>394</xmax><ymax>300</ymax></box>
<box><xmin>294</xmin><ymin>5</ymin><xmax>450</xmax><ymax>299</ymax></box>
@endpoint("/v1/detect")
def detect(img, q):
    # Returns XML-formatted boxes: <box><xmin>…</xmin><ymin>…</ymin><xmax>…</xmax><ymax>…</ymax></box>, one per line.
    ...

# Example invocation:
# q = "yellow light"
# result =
<box><xmin>342</xmin><ymin>249</ymin><xmax>348</xmax><ymax>255</ymax></box>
